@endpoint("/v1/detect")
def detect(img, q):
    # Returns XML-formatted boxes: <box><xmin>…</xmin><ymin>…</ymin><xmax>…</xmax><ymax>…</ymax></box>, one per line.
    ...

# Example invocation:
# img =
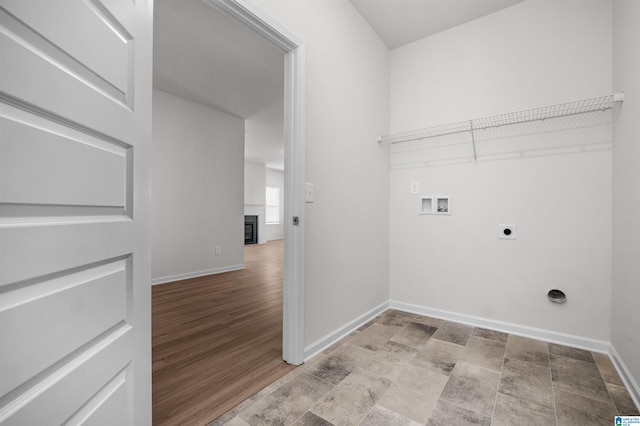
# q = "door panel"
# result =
<box><xmin>1</xmin><ymin>332</ymin><xmax>133</xmax><ymax>425</ymax></box>
<box><xmin>0</xmin><ymin>0</ymin><xmax>152</xmax><ymax>424</ymax></box>
<box><xmin>1</xmin><ymin>0</ymin><xmax>131</xmax><ymax>95</ymax></box>
<box><xmin>0</xmin><ymin>116</ymin><xmax>128</xmax><ymax>207</ymax></box>
<box><xmin>0</xmin><ymin>5</ymin><xmax>133</xmax><ymax>141</ymax></box>
<box><xmin>0</xmin><ymin>258</ymin><xmax>129</xmax><ymax>396</ymax></box>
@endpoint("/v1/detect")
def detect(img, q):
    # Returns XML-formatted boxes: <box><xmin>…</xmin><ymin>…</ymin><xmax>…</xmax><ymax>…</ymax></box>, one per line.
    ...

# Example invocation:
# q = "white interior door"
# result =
<box><xmin>0</xmin><ymin>1</ymin><xmax>153</xmax><ymax>424</ymax></box>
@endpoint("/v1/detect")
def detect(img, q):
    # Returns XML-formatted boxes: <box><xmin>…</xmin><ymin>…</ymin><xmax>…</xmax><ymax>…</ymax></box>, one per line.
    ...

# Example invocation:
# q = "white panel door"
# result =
<box><xmin>0</xmin><ymin>0</ymin><xmax>152</xmax><ymax>424</ymax></box>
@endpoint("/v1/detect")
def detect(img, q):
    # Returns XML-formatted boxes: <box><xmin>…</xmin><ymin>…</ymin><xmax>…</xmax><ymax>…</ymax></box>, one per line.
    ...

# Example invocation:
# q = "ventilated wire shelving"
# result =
<box><xmin>379</xmin><ymin>93</ymin><xmax>624</xmax><ymax>159</ymax></box>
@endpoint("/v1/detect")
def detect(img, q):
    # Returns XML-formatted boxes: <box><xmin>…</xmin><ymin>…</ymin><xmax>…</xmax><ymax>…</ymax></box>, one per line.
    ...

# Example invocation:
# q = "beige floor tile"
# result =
<box><xmin>360</xmin><ymin>405</ymin><xmax>422</xmax><ymax>426</ymax></box>
<box><xmin>349</xmin><ymin>323</ymin><xmax>398</xmax><ymax>352</ymax></box>
<box><xmin>549</xmin><ymin>343</ymin><xmax>595</xmax><ymax>363</ymax></box>
<box><xmin>472</xmin><ymin>327</ymin><xmax>508</xmax><ymax>343</ymax></box>
<box><xmin>439</xmin><ymin>361</ymin><xmax>500</xmax><ymax>417</ymax></box>
<box><xmin>307</xmin><ymin>343</ymin><xmax>373</xmax><ymax>385</ymax></box>
<box><xmin>593</xmin><ymin>352</ymin><xmax>624</xmax><ymax>386</ymax></box>
<box><xmin>377</xmin><ymin>364</ymin><xmax>449</xmax><ymax>423</ymax></box>
<box><xmin>505</xmin><ymin>335</ymin><xmax>550</xmax><ymax>368</ymax></box>
<box><xmin>551</xmin><ymin>354</ymin><xmax>611</xmax><ymax>403</ymax></box>
<box><xmin>411</xmin><ymin>337</ymin><xmax>464</xmax><ymax>376</ymax></box>
<box><xmin>492</xmin><ymin>393</ymin><xmax>556</xmax><ymax>426</ymax></box>
<box><xmin>369</xmin><ymin>340</ymin><xmax>417</xmax><ymax>367</ymax></box>
<box><xmin>555</xmin><ymin>388</ymin><xmax>617</xmax><ymax>426</ymax></box>
<box><xmin>224</xmin><ymin>417</ymin><xmax>251</xmax><ymax>426</ymax></box>
<box><xmin>426</xmin><ymin>400</ymin><xmax>491</xmax><ymax>426</ymax></box>
<box><xmin>390</xmin><ymin>322</ymin><xmax>438</xmax><ymax>350</ymax></box>
<box><xmin>499</xmin><ymin>357</ymin><xmax>554</xmax><ymax>409</ymax></box>
<box><xmin>240</xmin><ymin>373</ymin><xmax>334</xmax><ymax>426</ymax></box>
<box><xmin>411</xmin><ymin>315</ymin><xmax>444</xmax><ymax>328</ymax></box>
<box><xmin>375</xmin><ymin>310</ymin><xmax>416</xmax><ymax>328</ymax></box>
<box><xmin>459</xmin><ymin>335</ymin><xmax>506</xmax><ymax>371</ymax></box>
<box><xmin>310</xmin><ymin>367</ymin><xmax>391</xmax><ymax>426</ymax></box>
<box><xmin>432</xmin><ymin>321</ymin><xmax>473</xmax><ymax>346</ymax></box>
<box><xmin>292</xmin><ymin>412</ymin><xmax>334</xmax><ymax>426</ymax></box>
<box><xmin>607</xmin><ymin>383</ymin><xmax>640</xmax><ymax>415</ymax></box>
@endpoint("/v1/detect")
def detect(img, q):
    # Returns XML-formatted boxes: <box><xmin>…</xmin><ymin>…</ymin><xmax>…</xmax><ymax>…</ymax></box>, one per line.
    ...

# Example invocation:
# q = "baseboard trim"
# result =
<box><xmin>610</xmin><ymin>345</ymin><xmax>640</xmax><ymax>412</ymax></box>
<box><xmin>151</xmin><ymin>264</ymin><xmax>245</xmax><ymax>286</ymax></box>
<box><xmin>389</xmin><ymin>300</ymin><xmax>611</xmax><ymax>354</ymax></box>
<box><xmin>303</xmin><ymin>301</ymin><xmax>389</xmax><ymax>362</ymax></box>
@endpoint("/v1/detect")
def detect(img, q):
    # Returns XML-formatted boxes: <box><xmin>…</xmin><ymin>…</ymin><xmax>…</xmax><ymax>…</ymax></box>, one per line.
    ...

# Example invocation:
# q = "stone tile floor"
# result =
<box><xmin>210</xmin><ymin>310</ymin><xmax>639</xmax><ymax>426</ymax></box>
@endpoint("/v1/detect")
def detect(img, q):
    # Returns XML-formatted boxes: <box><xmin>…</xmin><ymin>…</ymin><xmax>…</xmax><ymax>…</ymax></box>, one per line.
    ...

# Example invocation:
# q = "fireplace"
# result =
<box><xmin>244</xmin><ymin>215</ymin><xmax>258</xmax><ymax>244</ymax></box>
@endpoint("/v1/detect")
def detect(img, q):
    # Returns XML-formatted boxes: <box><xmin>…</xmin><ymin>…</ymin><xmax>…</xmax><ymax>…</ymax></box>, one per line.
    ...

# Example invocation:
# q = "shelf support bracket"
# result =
<box><xmin>469</xmin><ymin>120</ymin><xmax>477</xmax><ymax>161</ymax></box>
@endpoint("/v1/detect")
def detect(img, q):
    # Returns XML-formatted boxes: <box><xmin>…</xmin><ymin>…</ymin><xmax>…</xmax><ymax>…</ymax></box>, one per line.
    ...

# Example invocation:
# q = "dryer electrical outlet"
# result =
<box><xmin>499</xmin><ymin>224</ymin><xmax>517</xmax><ymax>239</ymax></box>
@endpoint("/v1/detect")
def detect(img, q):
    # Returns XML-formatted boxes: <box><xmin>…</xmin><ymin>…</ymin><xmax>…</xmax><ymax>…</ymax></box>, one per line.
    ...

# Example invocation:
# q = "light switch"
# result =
<box><xmin>410</xmin><ymin>181</ymin><xmax>419</xmax><ymax>195</ymax></box>
<box><xmin>305</xmin><ymin>182</ymin><xmax>314</xmax><ymax>203</ymax></box>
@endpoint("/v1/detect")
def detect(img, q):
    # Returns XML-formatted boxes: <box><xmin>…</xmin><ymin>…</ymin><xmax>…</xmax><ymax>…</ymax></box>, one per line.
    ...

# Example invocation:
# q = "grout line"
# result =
<box><xmin>548</xmin><ymin>342</ymin><xmax>559</xmax><ymax>426</ymax></box>
<box><xmin>489</xmin><ymin>332</ymin><xmax>509</xmax><ymax>424</ymax></box>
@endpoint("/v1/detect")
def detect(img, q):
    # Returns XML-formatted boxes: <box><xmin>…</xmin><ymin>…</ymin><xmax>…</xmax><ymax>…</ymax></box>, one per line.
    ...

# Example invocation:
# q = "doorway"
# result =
<box><xmin>151</xmin><ymin>0</ymin><xmax>305</xmax><ymax>423</ymax></box>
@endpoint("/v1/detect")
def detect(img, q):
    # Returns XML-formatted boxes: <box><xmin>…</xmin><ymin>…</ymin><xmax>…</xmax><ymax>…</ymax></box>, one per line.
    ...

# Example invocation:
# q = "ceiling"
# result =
<box><xmin>153</xmin><ymin>0</ymin><xmax>284</xmax><ymax>120</ymax></box>
<box><xmin>349</xmin><ymin>0</ymin><xmax>525</xmax><ymax>49</ymax></box>
<box><xmin>153</xmin><ymin>0</ymin><xmax>525</xmax><ymax>169</ymax></box>
<box><xmin>154</xmin><ymin>0</ymin><xmax>285</xmax><ymax>169</ymax></box>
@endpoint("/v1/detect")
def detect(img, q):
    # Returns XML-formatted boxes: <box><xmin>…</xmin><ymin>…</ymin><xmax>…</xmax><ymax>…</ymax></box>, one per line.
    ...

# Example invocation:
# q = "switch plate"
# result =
<box><xmin>215</xmin><ymin>246</ymin><xmax>222</xmax><ymax>255</ymax></box>
<box><xmin>499</xmin><ymin>224</ymin><xmax>517</xmax><ymax>240</ymax></box>
<box><xmin>305</xmin><ymin>183</ymin><xmax>314</xmax><ymax>203</ymax></box>
<box><xmin>410</xmin><ymin>181</ymin><xmax>419</xmax><ymax>195</ymax></box>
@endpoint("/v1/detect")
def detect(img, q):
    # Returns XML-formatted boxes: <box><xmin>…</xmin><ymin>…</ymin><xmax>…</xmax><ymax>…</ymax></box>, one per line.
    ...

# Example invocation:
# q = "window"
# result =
<box><xmin>265</xmin><ymin>187</ymin><xmax>280</xmax><ymax>225</ymax></box>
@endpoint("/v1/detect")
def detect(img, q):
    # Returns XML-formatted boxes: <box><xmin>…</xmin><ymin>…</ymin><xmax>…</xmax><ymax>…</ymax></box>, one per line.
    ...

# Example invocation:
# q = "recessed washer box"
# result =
<box><xmin>419</xmin><ymin>196</ymin><xmax>433</xmax><ymax>214</ymax></box>
<box><xmin>419</xmin><ymin>196</ymin><xmax>451</xmax><ymax>215</ymax></box>
<box><xmin>499</xmin><ymin>224</ymin><xmax>517</xmax><ymax>239</ymax></box>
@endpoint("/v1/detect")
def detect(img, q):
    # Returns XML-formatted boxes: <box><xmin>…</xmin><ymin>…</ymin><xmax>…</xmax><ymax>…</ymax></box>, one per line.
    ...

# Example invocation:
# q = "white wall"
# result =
<box><xmin>389</xmin><ymin>0</ymin><xmax>613</xmax><ymax>341</ymax></box>
<box><xmin>612</xmin><ymin>0</ymin><xmax>640</xmax><ymax>395</ymax></box>
<box><xmin>152</xmin><ymin>90</ymin><xmax>245</xmax><ymax>283</ymax></box>
<box><xmin>253</xmin><ymin>0</ymin><xmax>391</xmax><ymax>347</ymax></box>
<box><xmin>244</xmin><ymin>160</ymin><xmax>267</xmax><ymax>244</ymax></box>
<box><xmin>265</xmin><ymin>168</ymin><xmax>284</xmax><ymax>241</ymax></box>
<box><xmin>245</xmin><ymin>99</ymin><xmax>285</xmax><ymax>171</ymax></box>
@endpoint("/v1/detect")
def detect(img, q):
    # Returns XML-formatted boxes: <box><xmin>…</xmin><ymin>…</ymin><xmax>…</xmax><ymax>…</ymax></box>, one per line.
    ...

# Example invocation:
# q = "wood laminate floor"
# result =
<box><xmin>152</xmin><ymin>240</ymin><xmax>295</xmax><ymax>426</ymax></box>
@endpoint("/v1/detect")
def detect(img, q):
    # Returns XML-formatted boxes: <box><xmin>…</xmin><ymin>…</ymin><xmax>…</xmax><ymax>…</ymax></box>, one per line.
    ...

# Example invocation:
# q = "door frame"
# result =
<box><xmin>202</xmin><ymin>0</ymin><xmax>306</xmax><ymax>365</ymax></box>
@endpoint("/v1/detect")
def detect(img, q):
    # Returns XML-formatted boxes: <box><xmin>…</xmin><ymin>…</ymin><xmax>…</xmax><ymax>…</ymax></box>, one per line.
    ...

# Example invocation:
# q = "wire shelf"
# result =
<box><xmin>379</xmin><ymin>93</ymin><xmax>624</xmax><ymax>145</ymax></box>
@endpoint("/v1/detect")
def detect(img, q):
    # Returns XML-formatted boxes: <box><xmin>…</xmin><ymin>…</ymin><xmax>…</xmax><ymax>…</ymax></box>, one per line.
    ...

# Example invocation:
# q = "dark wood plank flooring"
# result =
<box><xmin>152</xmin><ymin>240</ymin><xmax>295</xmax><ymax>425</ymax></box>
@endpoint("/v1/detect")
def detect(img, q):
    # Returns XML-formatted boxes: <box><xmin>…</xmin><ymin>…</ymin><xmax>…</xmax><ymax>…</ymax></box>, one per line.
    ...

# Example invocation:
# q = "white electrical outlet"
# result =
<box><xmin>499</xmin><ymin>224</ymin><xmax>517</xmax><ymax>240</ymax></box>
<box><xmin>215</xmin><ymin>246</ymin><xmax>222</xmax><ymax>255</ymax></box>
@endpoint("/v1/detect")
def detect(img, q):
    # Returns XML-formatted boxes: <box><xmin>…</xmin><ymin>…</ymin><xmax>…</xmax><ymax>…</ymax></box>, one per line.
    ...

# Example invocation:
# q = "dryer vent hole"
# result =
<box><xmin>548</xmin><ymin>289</ymin><xmax>566</xmax><ymax>303</ymax></box>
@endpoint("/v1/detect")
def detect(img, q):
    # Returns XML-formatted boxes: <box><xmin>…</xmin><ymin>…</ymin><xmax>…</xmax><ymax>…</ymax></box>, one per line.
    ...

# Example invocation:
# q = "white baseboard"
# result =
<box><xmin>610</xmin><ymin>345</ymin><xmax>640</xmax><ymax>412</ymax></box>
<box><xmin>151</xmin><ymin>264</ymin><xmax>245</xmax><ymax>285</ymax></box>
<box><xmin>303</xmin><ymin>301</ymin><xmax>389</xmax><ymax>361</ymax></box>
<box><xmin>389</xmin><ymin>300</ymin><xmax>611</xmax><ymax>354</ymax></box>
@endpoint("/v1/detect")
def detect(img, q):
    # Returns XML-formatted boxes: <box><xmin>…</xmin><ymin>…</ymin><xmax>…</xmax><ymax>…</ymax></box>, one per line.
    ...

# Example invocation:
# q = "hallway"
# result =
<box><xmin>152</xmin><ymin>240</ymin><xmax>294</xmax><ymax>425</ymax></box>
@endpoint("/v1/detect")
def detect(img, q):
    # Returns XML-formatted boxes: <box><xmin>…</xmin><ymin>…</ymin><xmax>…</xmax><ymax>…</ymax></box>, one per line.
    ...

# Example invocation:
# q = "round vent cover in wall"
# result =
<box><xmin>548</xmin><ymin>289</ymin><xmax>566</xmax><ymax>303</ymax></box>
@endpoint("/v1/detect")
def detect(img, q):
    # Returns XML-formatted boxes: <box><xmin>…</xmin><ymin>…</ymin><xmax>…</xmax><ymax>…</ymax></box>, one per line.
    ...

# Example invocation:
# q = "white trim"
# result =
<box><xmin>389</xmin><ymin>300</ymin><xmax>611</xmax><ymax>354</ymax></box>
<box><xmin>151</xmin><ymin>264</ymin><xmax>245</xmax><ymax>286</ymax></box>
<box><xmin>303</xmin><ymin>301</ymin><xmax>389</xmax><ymax>362</ymax></box>
<box><xmin>610</xmin><ymin>345</ymin><xmax>640</xmax><ymax>412</ymax></box>
<box><xmin>202</xmin><ymin>0</ymin><xmax>306</xmax><ymax>365</ymax></box>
